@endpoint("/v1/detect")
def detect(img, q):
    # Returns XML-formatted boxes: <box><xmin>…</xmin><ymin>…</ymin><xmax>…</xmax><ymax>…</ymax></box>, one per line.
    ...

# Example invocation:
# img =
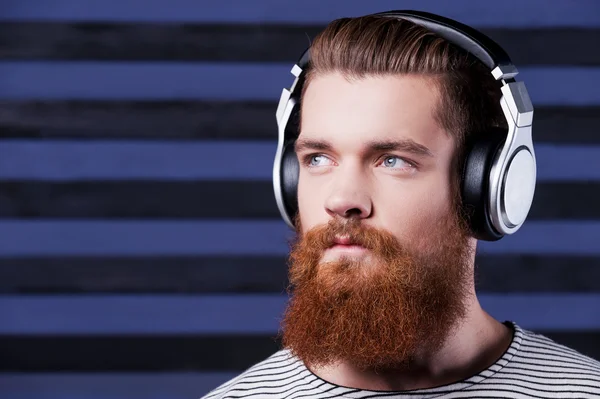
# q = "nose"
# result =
<box><xmin>324</xmin><ymin>176</ymin><xmax>372</xmax><ymax>220</ymax></box>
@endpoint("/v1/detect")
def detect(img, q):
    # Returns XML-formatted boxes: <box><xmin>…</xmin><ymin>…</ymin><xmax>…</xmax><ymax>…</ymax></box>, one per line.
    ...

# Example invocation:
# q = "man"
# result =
<box><xmin>202</xmin><ymin>11</ymin><xmax>600</xmax><ymax>398</ymax></box>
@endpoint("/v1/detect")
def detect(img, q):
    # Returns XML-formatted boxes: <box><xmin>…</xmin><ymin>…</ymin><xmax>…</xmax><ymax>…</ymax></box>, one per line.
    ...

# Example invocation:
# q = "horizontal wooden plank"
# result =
<box><xmin>0</xmin><ymin>221</ymin><xmax>599</xmax><ymax>256</ymax></box>
<box><xmin>0</xmin><ymin>295</ymin><xmax>287</xmax><ymax>335</ymax></box>
<box><xmin>1</xmin><ymin>255</ymin><xmax>599</xmax><ymax>294</ymax></box>
<box><xmin>0</xmin><ymin>181</ymin><xmax>597</xmax><ymax>220</ymax></box>
<box><xmin>0</xmin><ymin>373</ymin><xmax>236</xmax><ymax>399</ymax></box>
<box><xmin>0</xmin><ymin>142</ymin><xmax>598</xmax><ymax>182</ymax></box>
<box><xmin>0</xmin><ymin>62</ymin><xmax>598</xmax><ymax>104</ymax></box>
<box><xmin>0</xmin><ymin>102</ymin><xmax>598</xmax><ymax>144</ymax></box>
<box><xmin>474</xmin><ymin>255</ymin><xmax>600</xmax><ymax>292</ymax></box>
<box><xmin>2</xmin><ymin>0</ymin><xmax>599</xmax><ymax>26</ymax></box>
<box><xmin>0</xmin><ymin>100</ymin><xmax>277</xmax><ymax>140</ymax></box>
<box><xmin>0</xmin><ymin>331</ymin><xmax>598</xmax><ymax>371</ymax></box>
<box><xmin>2</xmin><ymin>294</ymin><xmax>600</xmax><ymax>334</ymax></box>
<box><xmin>0</xmin><ymin>141</ymin><xmax>274</xmax><ymax>181</ymax></box>
<box><xmin>0</xmin><ymin>334</ymin><xmax>279</xmax><ymax>371</ymax></box>
<box><xmin>0</xmin><ymin>181</ymin><xmax>280</xmax><ymax>219</ymax></box>
<box><xmin>1</xmin><ymin>23</ymin><xmax>598</xmax><ymax>65</ymax></box>
<box><xmin>0</xmin><ymin>256</ymin><xmax>289</xmax><ymax>294</ymax></box>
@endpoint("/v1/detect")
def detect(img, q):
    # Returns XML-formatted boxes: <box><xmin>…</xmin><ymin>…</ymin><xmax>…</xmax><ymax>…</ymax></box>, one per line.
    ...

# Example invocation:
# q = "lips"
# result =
<box><xmin>333</xmin><ymin>236</ymin><xmax>354</xmax><ymax>245</ymax></box>
<box><xmin>331</xmin><ymin>236</ymin><xmax>365</xmax><ymax>249</ymax></box>
<box><xmin>322</xmin><ymin>235</ymin><xmax>369</xmax><ymax>260</ymax></box>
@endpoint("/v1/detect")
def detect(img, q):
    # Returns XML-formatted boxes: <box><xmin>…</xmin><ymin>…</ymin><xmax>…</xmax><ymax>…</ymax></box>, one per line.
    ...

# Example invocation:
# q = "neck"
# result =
<box><xmin>305</xmin><ymin>296</ymin><xmax>513</xmax><ymax>391</ymax></box>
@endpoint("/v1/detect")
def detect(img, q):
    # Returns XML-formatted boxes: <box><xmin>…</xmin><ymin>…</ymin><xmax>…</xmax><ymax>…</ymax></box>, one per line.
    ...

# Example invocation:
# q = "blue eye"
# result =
<box><xmin>383</xmin><ymin>156</ymin><xmax>410</xmax><ymax>169</ymax></box>
<box><xmin>310</xmin><ymin>155</ymin><xmax>324</xmax><ymax>166</ymax></box>
<box><xmin>306</xmin><ymin>154</ymin><xmax>333</xmax><ymax>167</ymax></box>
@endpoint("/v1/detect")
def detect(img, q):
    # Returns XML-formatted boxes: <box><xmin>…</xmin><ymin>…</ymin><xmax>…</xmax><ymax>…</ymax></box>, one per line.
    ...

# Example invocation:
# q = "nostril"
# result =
<box><xmin>344</xmin><ymin>208</ymin><xmax>363</xmax><ymax>217</ymax></box>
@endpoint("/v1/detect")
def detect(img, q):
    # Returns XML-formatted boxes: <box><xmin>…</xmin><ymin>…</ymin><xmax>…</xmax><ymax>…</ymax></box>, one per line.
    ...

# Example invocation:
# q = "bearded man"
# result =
<box><xmin>202</xmin><ymin>10</ymin><xmax>600</xmax><ymax>399</ymax></box>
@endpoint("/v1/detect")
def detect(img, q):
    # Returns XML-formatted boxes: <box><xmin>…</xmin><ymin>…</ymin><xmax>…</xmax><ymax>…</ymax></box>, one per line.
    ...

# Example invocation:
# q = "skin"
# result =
<box><xmin>294</xmin><ymin>72</ymin><xmax>513</xmax><ymax>391</ymax></box>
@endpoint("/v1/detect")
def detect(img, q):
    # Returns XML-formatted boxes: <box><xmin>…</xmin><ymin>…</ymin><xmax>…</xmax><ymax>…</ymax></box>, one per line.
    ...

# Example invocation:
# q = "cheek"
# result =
<box><xmin>297</xmin><ymin>171</ymin><xmax>325</xmax><ymax>232</ymax></box>
<box><xmin>375</xmin><ymin>177</ymin><xmax>453</xmax><ymax>240</ymax></box>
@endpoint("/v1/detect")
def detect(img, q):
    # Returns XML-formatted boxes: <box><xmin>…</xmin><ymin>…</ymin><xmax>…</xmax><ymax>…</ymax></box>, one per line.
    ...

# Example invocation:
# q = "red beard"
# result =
<box><xmin>279</xmin><ymin>212</ymin><xmax>473</xmax><ymax>372</ymax></box>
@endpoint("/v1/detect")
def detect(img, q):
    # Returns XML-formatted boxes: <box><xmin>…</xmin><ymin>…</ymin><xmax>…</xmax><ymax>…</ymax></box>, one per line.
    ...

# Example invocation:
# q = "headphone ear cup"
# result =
<box><xmin>280</xmin><ymin>143</ymin><xmax>300</xmax><ymax>225</ymax></box>
<box><xmin>461</xmin><ymin>128</ymin><xmax>506</xmax><ymax>241</ymax></box>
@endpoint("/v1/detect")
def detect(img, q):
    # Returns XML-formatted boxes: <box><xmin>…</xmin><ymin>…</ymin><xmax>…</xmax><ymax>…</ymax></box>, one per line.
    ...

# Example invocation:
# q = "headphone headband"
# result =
<box><xmin>374</xmin><ymin>11</ymin><xmax>512</xmax><ymax>72</ymax></box>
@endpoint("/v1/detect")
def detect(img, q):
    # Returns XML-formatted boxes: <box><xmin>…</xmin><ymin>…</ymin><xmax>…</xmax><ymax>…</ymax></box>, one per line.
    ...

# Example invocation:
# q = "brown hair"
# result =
<box><xmin>299</xmin><ymin>15</ymin><xmax>507</xmax><ymax>210</ymax></box>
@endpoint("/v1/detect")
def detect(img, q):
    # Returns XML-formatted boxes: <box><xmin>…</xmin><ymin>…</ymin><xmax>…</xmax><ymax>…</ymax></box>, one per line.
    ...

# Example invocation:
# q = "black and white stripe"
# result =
<box><xmin>202</xmin><ymin>323</ymin><xmax>600</xmax><ymax>398</ymax></box>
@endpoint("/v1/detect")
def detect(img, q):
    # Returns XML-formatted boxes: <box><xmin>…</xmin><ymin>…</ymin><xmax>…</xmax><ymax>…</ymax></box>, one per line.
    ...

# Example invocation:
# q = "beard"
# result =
<box><xmin>279</xmin><ymin>209</ymin><xmax>474</xmax><ymax>372</ymax></box>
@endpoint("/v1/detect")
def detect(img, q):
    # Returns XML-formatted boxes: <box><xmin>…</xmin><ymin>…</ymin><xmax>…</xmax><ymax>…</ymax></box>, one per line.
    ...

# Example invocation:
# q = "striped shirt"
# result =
<box><xmin>201</xmin><ymin>321</ymin><xmax>600</xmax><ymax>398</ymax></box>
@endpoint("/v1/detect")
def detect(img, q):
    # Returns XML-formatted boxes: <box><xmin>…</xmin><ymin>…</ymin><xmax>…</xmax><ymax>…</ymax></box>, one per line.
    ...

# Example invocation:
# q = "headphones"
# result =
<box><xmin>272</xmin><ymin>10</ymin><xmax>536</xmax><ymax>241</ymax></box>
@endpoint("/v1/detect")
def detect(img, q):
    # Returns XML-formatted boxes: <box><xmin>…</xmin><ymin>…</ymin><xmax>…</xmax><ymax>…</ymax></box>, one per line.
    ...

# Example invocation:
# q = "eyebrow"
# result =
<box><xmin>294</xmin><ymin>138</ymin><xmax>434</xmax><ymax>158</ymax></box>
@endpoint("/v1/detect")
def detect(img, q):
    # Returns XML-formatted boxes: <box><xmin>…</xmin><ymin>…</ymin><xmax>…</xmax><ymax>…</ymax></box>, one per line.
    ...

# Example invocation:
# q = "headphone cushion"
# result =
<box><xmin>461</xmin><ymin>128</ymin><xmax>506</xmax><ymax>241</ymax></box>
<box><xmin>280</xmin><ymin>143</ymin><xmax>300</xmax><ymax>223</ymax></box>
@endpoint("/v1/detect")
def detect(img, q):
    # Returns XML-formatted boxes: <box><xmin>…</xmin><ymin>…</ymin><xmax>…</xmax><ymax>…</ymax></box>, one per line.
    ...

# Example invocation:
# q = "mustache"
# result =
<box><xmin>295</xmin><ymin>217</ymin><xmax>399</xmax><ymax>253</ymax></box>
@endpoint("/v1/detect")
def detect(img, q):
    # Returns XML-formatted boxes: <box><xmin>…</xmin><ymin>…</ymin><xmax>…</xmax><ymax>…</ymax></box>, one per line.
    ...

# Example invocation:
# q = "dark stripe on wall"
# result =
<box><xmin>1</xmin><ymin>102</ymin><xmax>598</xmax><ymax>144</ymax></box>
<box><xmin>531</xmin><ymin>182</ymin><xmax>600</xmax><ymax>219</ymax></box>
<box><xmin>0</xmin><ymin>335</ymin><xmax>281</xmax><ymax>371</ymax></box>
<box><xmin>0</xmin><ymin>181</ymin><xmax>598</xmax><ymax>220</ymax></box>
<box><xmin>0</xmin><ymin>100</ymin><xmax>278</xmax><ymax>140</ymax></box>
<box><xmin>0</xmin><ymin>332</ymin><xmax>598</xmax><ymax>372</ymax></box>
<box><xmin>1</xmin><ymin>255</ymin><xmax>599</xmax><ymax>294</ymax></box>
<box><xmin>0</xmin><ymin>256</ymin><xmax>288</xmax><ymax>294</ymax></box>
<box><xmin>0</xmin><ymin>181</ymin><xmax>280</xmax><ymax>219</ymax></box>
<box><xmin>1</xmin><ymin>23</ymin><xmax>599</xmax><ymax>65</ymax></box>
<box><xmin>473</xmin><ymin>255</ymin><xmax>600</xmax><ymax>293</ymax></box>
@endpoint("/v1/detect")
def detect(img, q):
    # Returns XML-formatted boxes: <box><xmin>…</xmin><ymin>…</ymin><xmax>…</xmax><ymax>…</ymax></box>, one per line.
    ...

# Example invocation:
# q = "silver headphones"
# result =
<box><xmin>272</xmin><ymin>10</ymin><xmax>536</xmax><ymax>241</ymax></box>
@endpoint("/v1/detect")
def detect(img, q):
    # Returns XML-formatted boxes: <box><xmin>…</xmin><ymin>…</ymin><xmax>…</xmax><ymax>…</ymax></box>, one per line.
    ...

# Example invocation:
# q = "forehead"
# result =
<box><xmin>299</xmin><ymin>73</ymin><xmax>450</xmax><ymax>152</ymax></box>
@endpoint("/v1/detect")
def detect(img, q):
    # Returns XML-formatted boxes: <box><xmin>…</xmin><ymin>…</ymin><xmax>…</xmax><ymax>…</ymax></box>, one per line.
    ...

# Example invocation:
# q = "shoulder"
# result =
<box><xmin>507</xmin><ymin>325</ymin><xmax>600</xmax><ymax>391</ymax></box>
<box><xmin>517</xmin><ymin>326</ymin><xmax>600</xmax><ymax>370</ymax></box>
<box><xmin>199</xmin><ymin>349</ymin><xmax>308</xmax><ymax>399</ymax></box>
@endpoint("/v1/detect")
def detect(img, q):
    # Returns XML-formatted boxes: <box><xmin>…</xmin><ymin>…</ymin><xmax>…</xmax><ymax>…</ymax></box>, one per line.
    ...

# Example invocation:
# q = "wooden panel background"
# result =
<box><xmin>1</xmin><ymin>0</ymin><xmax>600</xmax><ymax>398</ymax></box>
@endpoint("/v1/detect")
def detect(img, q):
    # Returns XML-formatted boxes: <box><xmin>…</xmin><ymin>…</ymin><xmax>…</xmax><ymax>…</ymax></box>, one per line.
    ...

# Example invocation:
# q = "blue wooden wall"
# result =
<box><xmin>1</xmin><ymin>0</ymin><xmax>599</xmax><ymax>398</ymax></box>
